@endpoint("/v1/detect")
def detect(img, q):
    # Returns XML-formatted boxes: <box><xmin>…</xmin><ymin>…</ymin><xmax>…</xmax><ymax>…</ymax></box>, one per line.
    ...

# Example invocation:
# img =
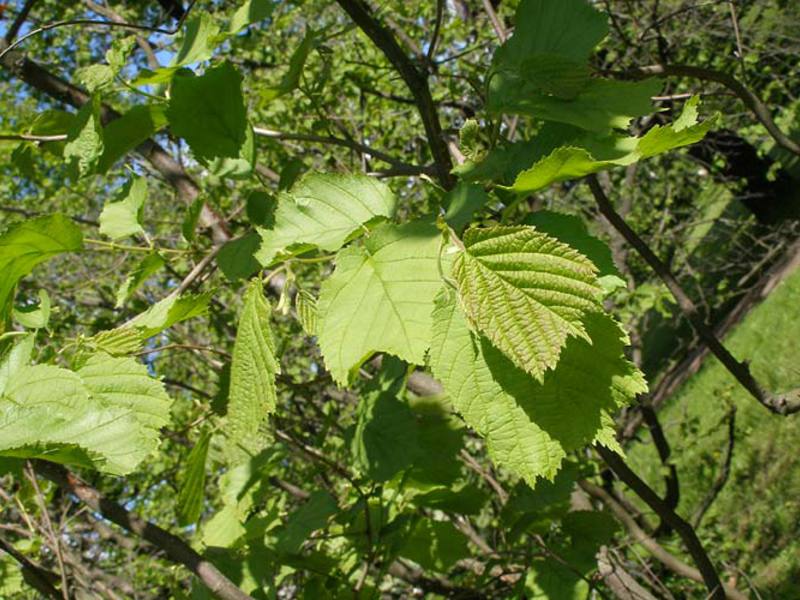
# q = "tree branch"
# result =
<box><xmin>593</xmin><ymin>446</ymin><xmax>730</xmax><ymax>600</ymax></box>
<box><xmin>33</xmin><ymin>461</ymin><xmax>255</xmax><ymax>600</ymax></box>
<box><xmin>3</xmin><ymin>0</ymin><xmax>39</xmax><ymax>43</ymax></box>
<box><xmin>640</xmin><ymin>405</ymin><xmax>679</xmax><ymax>536</ymax></box>
<box><xmin>334</xmin><ymin>0</ymin><xmax>455</xmax><ymax>188</ymax></box>
<box><xmin>588</xmin><ymin>175</ymin><xmax>800</xmax><ymax>415</ymax></box>
<box><xmin>626</xmin><ymin>64</ymin><xmax>800</xmax><ymax>157</ymax></box>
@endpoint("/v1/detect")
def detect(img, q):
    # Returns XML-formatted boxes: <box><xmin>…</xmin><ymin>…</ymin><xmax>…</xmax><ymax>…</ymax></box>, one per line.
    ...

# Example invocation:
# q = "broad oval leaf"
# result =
<box><xmin>255</xmin><ymin>173</ymin><xmax>397</xmax><ymax>266</ymax></box>
<box><xmin>317</xmin><ymin>219</ymin><xmax>442</xmax><ymax>386</ymax></box>
<box><xmin>453</xmin><ymin>226</ymin><xmax>602</xmax><ymax>380</ymax></box>
<box><xmin>429</xmin><ymin>290</ymin><xmax>646</xmax><ymax>485</ymax></box>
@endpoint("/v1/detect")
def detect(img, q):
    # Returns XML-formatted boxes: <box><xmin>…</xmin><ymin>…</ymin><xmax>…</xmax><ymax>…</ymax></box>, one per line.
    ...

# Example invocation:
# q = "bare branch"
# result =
<box><xmin>691</xmin><ymin>406</ymin><xmax>737</xmax><ymax>528</ymax></box>
<box><xmin>588</xmin><ymin>175</ymin><xmax>800</xmax><ymax>415</ymax></box>
<box><xmin>0</xmin><ymin>536</ymin><xmax>62</xmax><ymax>600</ymax></box>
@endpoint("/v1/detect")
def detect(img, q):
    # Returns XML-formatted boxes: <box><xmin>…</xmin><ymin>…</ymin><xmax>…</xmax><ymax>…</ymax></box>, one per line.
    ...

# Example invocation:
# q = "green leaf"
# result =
<box><xmin>429</xmin><ymin>290</ymin><xmax>645</xmax><ymax>485</ymax></box>
<box><xmin>230</xmin><ymin>0</ymin><xmax>275</xmax><ymax>34</ymax></box>
<box><xmin>274</xmin><ymin>491</ymin><xmax>338</xmax><ymax>555</ymax></box>
<box><xmin>167</xmin><ymin>62</ymin><xmax>248</xmax><ymax>161</ymax></box>
<box><xmin>106</xmin><ymin>36</ymin><xmax>135</xmax><ymax>72</ymax></box>
<box><xmin>0</xmin><ymin>214</ymin><xmax>83</xmax><ymax>324</ymax></box>
<box><xmin>406</xmin><ymin>395</ymin><xmax>465</xmax><ymax>487</ymax></box>
<box><xmin>295</xmin><ymin>290</ymin><xmax>318</xmax><ymax>336</ymax></box>
<box><xmin>172</xmin><ymin>12</ymin><xmax>221</xmax><ymax>67</ymax></box>
<box><xmin>182</xmin><ymin>197</ymin><xmax>205</xmax><ymax>242</ymax></box>
<box><xmin>99</xmin><ymin>176</ymin><xmax>148</xmax><ymax>240</ymax></box>
<box><xmin>255</xmin><ymin>173</ymin><xmax>396</xmax><ymax>266</ymax></box>
<box><xmin>523</xmin><ymin>211</ymin><xmax>621</xmax><ymax>280</ymax></box>
<box><xmin>13</xmin><ymin>289</ymin><xmax>51</xmax><ymax>330</ymax></box>
<box><xmin>115</xmin><ymin>252</ymin><xmax>166</xmax><ymax>308</ymax></box>
<box><xmin>245</xmin><ymin>191</ymin><xmax>274</xmax><ymax>227</ymax></box>
<box><xmin>217</xmin><ymin>233</ymin><xmax>262</xmax><ymax>283</ymax></box>
<box><xmin>126</xmin><ymin>292</ymin><xmax>212</xmax><ymax>340</ymax></box>
<box><xmin>207</xmin><ymin>123</ymin><xmax>256</xmax><ymax>180</ymax></box>
<box><xmin>77</xmin><ymin>353</ymin><xmax>172</xmax><ymax>429</ymax></box>
<box><xmin>226</xmin><ymin>279</ymin><xmax>280</xmax><ymax>463</ymax></box>
<box><xmin>443</xmin><ymin>182</ymin><xmax>488</xmax><ymax>232</ymax></box>
<box><xmin>352</xmin><ymin>365</ymin><xmax>419</xmax><ymax>482</ymax></box>
<box><xmin>0</xmin><ymin>357</ymin><xmax>170</xmax><ymax>475</ymax></box>
<box><xmin>508</xmin><ymin>96</ymin><xmax>716</xmax><ymax>193</ymax></box>
<box><xmin>453</xmin><ymin>226</ymin><xmax>602</xmax><ymax>380</ymax></box>
<box><xmin>177</xmin><ymin>429</ymin><xmax>212</xmax><ymax>526</ymax></box>
<box><xmin>76</xmin><ymin>64</ymin><xmax>115</xmax><ymax>93</ymax></box>
<box><xmin>97</xmin><ymin>104</ymin><xmax>168</xmax><ymax>173</ymax></box>
<box><xmin>262</xmin><ymin>30</ymin><xmax>315</xmax><ymax>101</ymax></box>
<box><xmin>317</xmin><ymin>219</ymin><xmax>442</xmax><ymax>385</ymax></box>
<box><xmin>64</xmin><ymin>97</ymin><xmax>104</xmax><ymax>178</ymax></box>
<box><xmin>400</xmin><ymin>519</ymin><xmax>469</xmax><ymax>573</ymax></box>
<box><xmin>0</xmin><ymin>334</ymin><xmax>34</xmax><ymax>395</ymax></box>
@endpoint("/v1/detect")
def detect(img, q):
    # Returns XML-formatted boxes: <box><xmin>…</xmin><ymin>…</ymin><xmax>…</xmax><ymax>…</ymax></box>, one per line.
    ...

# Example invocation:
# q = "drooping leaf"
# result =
<box><xmin>167</xmin><ymin>62</ymin><xmax>248</xmax><ymax>161</ymax></box>
<box><xmin>97</xmin><ymin>104</ymin><xmax>168</xmax><ymax>173</ymax></box>
<box><xmin>64</xmin><ymin>97</ymin><xmax>104</xmax><ymax>178</ymax></box>
<box><xmin>125</xmin><ymin>292</ymin><xmax>212</xmax><ymax>339</ymax></box>
<box><xmin>453</xmin><ymin>226</ymin><xmax>602</xmax><ymax>380</ymax></box>
<box><xmin>13</xmin><ymin>289</ymin><xmax>51</xmax><ymax>330</ymax></box>
<box><xmin>508</xmin><ymin>96</ymin><xmax>716</xmax><ymax>193</ymax></box>
<box><xmin>99</xmin><ymin>176</ymin><xmax>148</xmax><ymax>240</ymax></box>
<box><xmin>76</xmin><ymin>64</ymin><xmax>115</xmax><ymax>93</ymax></box>
<box><xmin>317</xmin><ymin>219</ymin><xmax>442</xmax><ymax>385</ymax></box>
<box><xmin>230</xmin><ymin>0</ymin><xmax>275</xmax><ymax>34</ymax></box>
<box><xmin>0</xmin><ymin>358</ymin><xmax>169</xmax><ymax>475</ymax></box>
<box><xmin>262</xmin><ymin>30</ymin><xmax>315</xmax><ymax>101</ymax></box>
<box><xmin>217</xmin><ymin>232</ymin><xmax>262</xmax><ymax>282</ymax></box>
<box><xmin>77</xmin><ymin>353</ymin><xmax>173</xmax><ymax>429</ymax></box>
<box><xmin>255</xmin><ymin>173</ymin><xmax>396</xmax><ymax>266</ymax></box>
<box><xmin>177</xmin><ymin>429</ymin><xmax>212</xmax><ymax>526</ymax></box>
<box><xmin>172</xmin><ymin>12</ymin><xmax>222</xmax><ymax>67</ymax></box>
<box><xmin>226</xmin><ymin>279</ymin><xmax>280</xmax><ymax>463</ymax></box>
<box><xmin>115</xmin><ymin>252</ymin><xmax>166</xmax><ymax>308</ymax></box>
<box><xmin>0</xmin><ymin>214</ymin><xmax>83</xmax><ymax>324</ymax></box>
<box><xmin>429</xmin><ymin>290</ymin><xmax>645</xmax><ymax>485</ymax></box>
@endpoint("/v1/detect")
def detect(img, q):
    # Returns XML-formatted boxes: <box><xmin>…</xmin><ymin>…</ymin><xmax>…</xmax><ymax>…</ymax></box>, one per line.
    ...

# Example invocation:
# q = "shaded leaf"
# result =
<box><xmin>177</xmin><ymin>429</ymin><xmax>212</xmax><ymax>526</ymax></box>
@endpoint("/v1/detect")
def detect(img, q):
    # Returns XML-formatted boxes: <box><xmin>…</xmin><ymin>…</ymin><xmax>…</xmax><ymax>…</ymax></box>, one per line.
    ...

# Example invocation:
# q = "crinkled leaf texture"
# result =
<box><xmin>177</xmin><ymin>429</ymin><xmax>211</xmax><ymax>526</ymax></box>
<box><xmin>255</xmin><ymin>173</ymin><xmax>397</xmax><ymax>266</ymax></box>
<box><xmin>0</xmin><ymin>214</ymin><xmax>83</xmax><ymax>323</ymax></box>
<box><xmin>225</xmin><ymin>279</ymin><xmax>280</xmax><ymax>464</ymax></box>
<box><xmin>0</xmin><ymin>350</ymin><xmax>172</xmax><ymax>475</ymax></box>
<box><xmin>454</xmin><ymin>226</ymin><xmax>602</xmax><ymax>381</ymax></box>
<box><xmin>429</xmin><ymin>289</ymin><xmax>646</xmax><ymax>485</ymax></box>
<box><xmin>317</xmin><ymin>219</ymin><xmax>442</xmax><ymax>386</ymax></box>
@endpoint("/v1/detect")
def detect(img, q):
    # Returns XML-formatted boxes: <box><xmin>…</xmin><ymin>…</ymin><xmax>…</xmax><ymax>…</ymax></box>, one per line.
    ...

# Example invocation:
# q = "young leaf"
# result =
<box><xmin>294</xmin><ymin>290</ymin><xmax>318</xmax><ymax>336</ymax></box>
<box><xmin>172</xmin><ymin>12</ymin><xmax>221</xmax><ymax>67</ymax></box>
<box><xmin>255</xmin><ymin>173</ymin><xmax>396</xmax><ymax>266</ymax></box>
<box><xmin>429</xmin><ymin>290</ymin><xmax>646</xmax><ymax>485</ymax></box>
<box><xmin>0</xmin><ymin>214</ymin><xmax>83</xmax><ymax>323</ymax></box>
<box><xmin>262</xmin><ymin>30</ymin><xmax>315</xmax><ymax>101</ymax></box>
<box><xmin>226</xmin><ymin>279</ymin><xmax>280</xmax><ymax>463</ymax></box>
<box><xmin>317</xmin><ymin>219</ymin><xmax>442</xmax><ymax>385</ymax></box>
<box><xmin>125</xmin><ymin>292</ymin><xmax>212</xmax><ymax>339</ymax></box>
<box><xmin>508</xmin><ymin>97</ymin><xmax>716</xmax><ymax>193</ymax></box>
<box><xmin>453</xmin><ymin>226</ymin><xmax>602</xmax><ymax>380</ymax></box>
<box><xmin>167</xmin><ymin>62</ymin><xmax>248</xmax><ymax>161</ymax></box>
<box><xmin>64</xmin><ymin>97</ymin><xmax>104</xmax><ymax>177</ymax></box>
<box><xmin>177</xmin><ymin>429</ymin><xmax>212</xmax><ymax>526</ymax></box>
<box><xmin>99</xmin><ymin>176</ymin><xmax>148</xmax><ymax>240</ymax></box>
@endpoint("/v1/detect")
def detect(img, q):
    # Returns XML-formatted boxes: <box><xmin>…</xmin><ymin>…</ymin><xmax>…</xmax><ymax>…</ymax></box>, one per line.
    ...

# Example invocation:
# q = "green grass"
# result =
<box><xmin>628</xmin><ymin>268</ymin><xmax>800</xmax><ymax>598</ymax></box>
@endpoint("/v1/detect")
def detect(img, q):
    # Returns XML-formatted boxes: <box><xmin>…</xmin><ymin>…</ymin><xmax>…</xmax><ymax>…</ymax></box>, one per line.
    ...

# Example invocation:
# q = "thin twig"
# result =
<box><xmin>691</xmin><ymin>406</ymin><xmax>737</xmax><ymax>528</ymax></box>
<box><xmin>3</xmin><ymin>0</ymin><xmax>39</xmax><ymax>43</ymax></box>
<box><xmin>640</xmin><ymin>405</ymin><xmax>679</xmax><ymax>535</ymax></box>
<box><xmin>426</xmin><ymin>0</ymin><xmax>445</xmax><ymax>61</ymax></box>
<box><xmin>0</xmin><ymin>535</ymin><xmax>61</xmax><ymax>599</ymax></box>
<box><xmin>33</xmin><ymin>461</ymin><xmax>255</xmax><ymax>600</ymax></box>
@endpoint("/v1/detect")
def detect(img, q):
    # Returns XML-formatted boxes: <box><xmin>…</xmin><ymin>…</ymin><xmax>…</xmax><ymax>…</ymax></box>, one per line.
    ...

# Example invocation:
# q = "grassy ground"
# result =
<box><xmin>627</xmin><ymin>268</ymin><xmax>800</xmax><ymax>598</ymax></box>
